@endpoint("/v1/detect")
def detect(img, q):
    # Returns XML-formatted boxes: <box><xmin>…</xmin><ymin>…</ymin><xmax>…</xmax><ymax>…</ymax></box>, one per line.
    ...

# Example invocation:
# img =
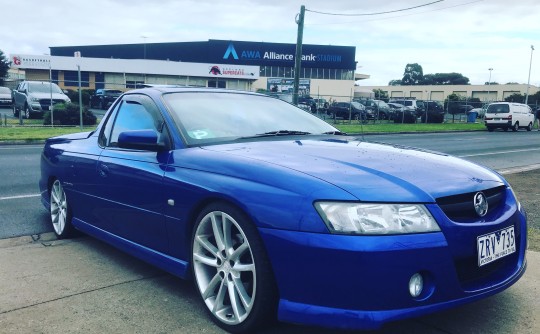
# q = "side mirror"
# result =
<box><xmin>117</xmin><ymin>130</ymin><xmax>165</xmax><ymax>151</ymax></box>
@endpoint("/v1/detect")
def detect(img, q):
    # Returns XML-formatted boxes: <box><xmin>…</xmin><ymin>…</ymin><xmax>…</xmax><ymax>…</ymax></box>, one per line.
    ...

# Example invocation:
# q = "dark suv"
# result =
<box><xmin>90</xmin><ymin>89</ymin><xmax>123</xmax><ymax>109</ymax></box>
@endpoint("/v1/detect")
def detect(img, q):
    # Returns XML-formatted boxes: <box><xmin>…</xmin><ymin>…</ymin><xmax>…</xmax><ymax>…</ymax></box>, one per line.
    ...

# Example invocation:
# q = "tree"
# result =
<box><xmin>0</xmin><ymin>50</ymin><xmax>10</xmax><ymax>86</ymax></box>
<box><xmin>401</xmin><ymin>63</ymin><xmax>424</xmax><ymax>85</ymax></box>
<box><xmin>504</xmin><ymin>93</ymin><xmax>525</xmax><ymax>103</ymax></box>
<box><xmin>388</xmin><ymin>79</ymin><xmax>402</xmax><ymax>86</ymax></box>
<box><xmin>372</xmin><ymin>88</ymin><xmax>388</xmax><ymax>100</ymax></box>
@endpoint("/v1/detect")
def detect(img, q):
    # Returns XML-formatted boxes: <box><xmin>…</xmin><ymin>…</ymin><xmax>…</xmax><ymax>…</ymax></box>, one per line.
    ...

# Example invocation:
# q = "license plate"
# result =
<box><xmin>477</xmin><ymin>226</ymin><xmax>516</xmax><ymax>267</ymax></box>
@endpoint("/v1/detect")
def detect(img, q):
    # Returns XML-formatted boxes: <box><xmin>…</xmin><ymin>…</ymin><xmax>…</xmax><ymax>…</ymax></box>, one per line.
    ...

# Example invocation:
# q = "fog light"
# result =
<box><xmin>409</xmin><ymin>273</ymin><xmax>423</xmax><ymax>298</ymax></box>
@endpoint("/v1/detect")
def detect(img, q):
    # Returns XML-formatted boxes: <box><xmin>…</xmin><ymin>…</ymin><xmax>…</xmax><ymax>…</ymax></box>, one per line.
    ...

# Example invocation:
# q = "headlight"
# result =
<box><xmin>314</xmin><ymin>202</ymin><xmax>440</xmax><ymax>235</ymax></box>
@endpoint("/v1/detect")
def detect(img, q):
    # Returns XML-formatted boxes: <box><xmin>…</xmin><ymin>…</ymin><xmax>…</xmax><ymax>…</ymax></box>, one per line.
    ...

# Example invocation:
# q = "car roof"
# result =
<box><xmin>126</xmin><ymin>86</ymin><xmax>264</xmax><ymax>97</ymax></box>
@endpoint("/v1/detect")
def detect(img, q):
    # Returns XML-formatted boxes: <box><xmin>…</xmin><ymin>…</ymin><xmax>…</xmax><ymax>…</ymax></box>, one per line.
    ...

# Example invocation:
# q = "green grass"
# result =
<box><xmin>333</xmin><ymin>121</ymin><xmax>486</xmax><ymax>134</ymax></box>
<box><xmin>0</xmin><ymin>126</ymin><xmax>97</xmax><ymax>142</ymax></box>
<box><xmin>0</xmin><ymin>121</ymin><xmax>487</xmax><ymax>142</ymax></box>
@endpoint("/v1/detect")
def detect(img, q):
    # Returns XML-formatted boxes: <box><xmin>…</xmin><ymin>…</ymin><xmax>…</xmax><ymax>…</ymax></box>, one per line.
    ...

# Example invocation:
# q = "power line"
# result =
<box><xmin>306</xmin><ymin>0</ymin><xmax>483</xmax><ymax>26</ymax></box>
<box><xmin>306</xmin><ymin>0</ymin><xmax>444</xmax><ymax>16</ymax></box>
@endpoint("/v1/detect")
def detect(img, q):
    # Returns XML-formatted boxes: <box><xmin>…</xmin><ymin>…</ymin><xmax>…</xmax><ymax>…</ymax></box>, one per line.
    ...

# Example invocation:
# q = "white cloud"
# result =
<box><xmin>2</xmin><ymin>0</ymin><xmax>539</xmax><ymax>86</ymax></box>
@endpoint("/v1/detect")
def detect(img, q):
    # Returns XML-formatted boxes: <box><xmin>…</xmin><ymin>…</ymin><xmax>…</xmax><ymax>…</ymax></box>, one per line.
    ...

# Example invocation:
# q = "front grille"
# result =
<box><xmin>39</xmin><ymin>99</ymin><xmax>66</xmax><ymax>108</ymax></box>
<box><xmin>436</xmin><ymin>186</ymin><xmax>506</xmax><ymax>221</ymax></box>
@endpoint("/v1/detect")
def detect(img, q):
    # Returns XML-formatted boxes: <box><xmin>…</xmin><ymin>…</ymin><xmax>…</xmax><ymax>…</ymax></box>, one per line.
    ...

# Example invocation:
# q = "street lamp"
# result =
<box><xmin>525</xmin><ymin>45</ymin><xmax>534</xmax><ymax>105</ymax></box>
<box><xmin>488</xmin><ymin>68</ymin><xmax>493</xmax><ymax>102</ymax></box>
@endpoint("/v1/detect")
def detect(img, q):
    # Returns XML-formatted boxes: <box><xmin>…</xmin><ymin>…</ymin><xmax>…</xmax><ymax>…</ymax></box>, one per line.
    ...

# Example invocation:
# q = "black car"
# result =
<box><xmin>90</xmin><ymin>89</ymin><xmax>123</xmax><ymax>109</ymax></box>
<box><xmin>418</xmin><ymin>100</ymin><xmax>445</xmax><ymax>123</ymax></box>
<box><xmin>328</xmin><ymin>102</ymin><xmax>367</xmax><ymax>122</ymax></box>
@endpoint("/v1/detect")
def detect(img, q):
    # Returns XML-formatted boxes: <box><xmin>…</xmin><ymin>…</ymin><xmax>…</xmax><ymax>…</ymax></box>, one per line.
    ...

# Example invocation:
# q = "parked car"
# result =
<box><xmin>12</xmin><ymin>81</ymin><xmax>71</xmax><ymax>119</ymax></box>
<box><xmin>418</xmin><ymin>100</ymin><xmax>445</xmax><ymax>123</ymax></box>
<box><xmin>389</xmin><ymin>99</ymin><xmax>422</xmax><ymax>116</ymax></box>
<box><xmin>388</xmin><ymin>103</ymin><xmax>416</xmax><ymax>123</ymax></box>
<box><xmin>313</xmin><ymin>98</ymin><xmax>329</xmax><ymax>111</ymax></box>
<box><xmin>328</xmin><ymin>101</ymin><xmax>367</xmax><ymax>122</ymax></box>
<box><xmin>362</xmin><ymin>99</ymin><xmax>392</xmax><ymax>120</ymax></box>
<box><xmin>90</xmin><ymin>89</ymin><xmax>123</xmax><ymax>109</ymax></box>
<box><xmin>40</xmin><ymin>87</ymin><xmax>527</xmax><ymax>333</ymax></box>
<box><xmin>0</xmin><ymin>86</ymin><xmax>12</xmax><ymax>107</ymax></box>
<box><xmin>468</xmin><ymin>104</ymin><xmax>489</xmax><ymax>119</ymax></box>
<box><xmin>484</xmin><ymin>102</ymin><xmax>534</xmax><ymax>132</ymax></box>
<box><xmin>448</xmin><ymin>104</ymin><xmax>475</xmax><ymax>115</ymax></box>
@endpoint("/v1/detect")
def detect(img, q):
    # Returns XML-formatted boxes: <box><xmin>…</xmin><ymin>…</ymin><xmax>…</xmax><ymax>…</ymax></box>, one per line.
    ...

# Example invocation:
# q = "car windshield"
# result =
<box><xmin>105</xmin><ymin>90</ymin><xmax>122</xmax><ymax>94</ymax></box>
<box><xmin>163</xmin><ymin>92</ymin><xmax>338</xmax><ymax>146</ymax></box>
<box><xmin>486</xmin><ymin>104</ymin><xmax>509</xmax><ymax>113</ymax></box>
<box><xmin>351</xmin><ymin>102</ymin><xmax>363</xmax><ymax>109</ymax></box>
<box><xmin>28</xmin><ymin>82</ymin><xmax>63</xmax><ymax>94</ymax></box>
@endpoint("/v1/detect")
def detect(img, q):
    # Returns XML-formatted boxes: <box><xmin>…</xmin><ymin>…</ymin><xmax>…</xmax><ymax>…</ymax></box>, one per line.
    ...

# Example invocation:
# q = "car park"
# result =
<box><xmin>40</xmin><ymin>87</ymin><xmax>527</xmax><ymax>333</ymax></box>
<box><xmin>90</xmin><ymin>89</ymin><xmax>123</xmax><ymax>109</ymax></box>
<box><xmin>0</xmin><ymin>86</ymin><xmax>12</xmax><ymax>107</ymax></box>
<box><xmin>484</xmin><ymin>102</ymin><xmax>534</xmax><ymax>132</ymax></box>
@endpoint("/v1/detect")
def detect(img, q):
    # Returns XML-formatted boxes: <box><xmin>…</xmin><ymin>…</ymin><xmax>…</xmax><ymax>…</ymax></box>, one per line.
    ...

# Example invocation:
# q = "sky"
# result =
<box><xmin>1</xmin><ymin>0</ymin><xmax>539</xmax><ymax>87</ymax></box>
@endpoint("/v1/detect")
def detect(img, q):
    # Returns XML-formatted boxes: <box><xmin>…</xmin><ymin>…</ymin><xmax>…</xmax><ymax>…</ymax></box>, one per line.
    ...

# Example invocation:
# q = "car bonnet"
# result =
<box><xmin>201</xmin><ymin>138</ymin><xmax>505</xmax><ymax>203</ymax></box>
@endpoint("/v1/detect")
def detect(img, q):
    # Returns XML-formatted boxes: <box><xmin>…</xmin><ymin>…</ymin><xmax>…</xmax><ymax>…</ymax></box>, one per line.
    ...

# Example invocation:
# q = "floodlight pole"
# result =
<box><xmin>292</xmin><ymin>5</ymin><xmax>305</xmax><ymax>106</ymax></box>
<box><xmin>487</xmin><ymin>68</ymin><xmax>493</xmax><ymax>102</ymax></box>
<box><xmin>525</xmin><ymin>45</ymin><xmax>534</xmax><ymax>105</ymax></box>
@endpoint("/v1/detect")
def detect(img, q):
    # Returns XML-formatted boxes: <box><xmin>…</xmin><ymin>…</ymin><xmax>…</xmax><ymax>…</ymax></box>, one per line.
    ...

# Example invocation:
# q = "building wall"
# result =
<box><xmin>357</xmin><ymin>84</ymin><xmax>540</xmax><ymax>102</ymax></box>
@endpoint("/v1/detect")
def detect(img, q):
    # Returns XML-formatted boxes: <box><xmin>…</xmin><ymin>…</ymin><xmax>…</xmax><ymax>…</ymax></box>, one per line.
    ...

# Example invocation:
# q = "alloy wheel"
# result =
<box><xmin>193</xmin><ymin>210</ymin><xmax>256</xmax><ymax>326</ymax></box>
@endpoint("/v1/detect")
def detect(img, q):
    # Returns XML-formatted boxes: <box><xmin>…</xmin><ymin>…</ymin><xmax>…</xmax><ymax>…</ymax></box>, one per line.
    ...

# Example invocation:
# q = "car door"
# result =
<box><xmin>95</xmin><ymin>93</ymin><xmax>173</xmax><ymax>253</ymax></box>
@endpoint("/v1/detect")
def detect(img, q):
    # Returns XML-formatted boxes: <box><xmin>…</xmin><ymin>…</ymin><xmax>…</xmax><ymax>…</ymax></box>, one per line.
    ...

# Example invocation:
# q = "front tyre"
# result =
<box><xmin>50</xmin><ymin>179</ymin><xmax>75</xmax><ymax>238</ymax></box>
<box><xmin>192</xmin><ymin>203</ymin><xmax>277</xmax><ymax>333</ymax></box>
<box><xmin>24</xmin><ymin>105</ymin><xmax>31</xmax><ymax>119</ymax></box>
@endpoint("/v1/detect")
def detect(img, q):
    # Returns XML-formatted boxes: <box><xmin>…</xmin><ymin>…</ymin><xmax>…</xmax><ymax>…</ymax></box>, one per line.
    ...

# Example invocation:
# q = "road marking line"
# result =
<box><xmin>458</xmin><ymin>147</ymin><xmax>540</xmax><ymax>157</ymax></box>
<box><xmin>0</xmin><ymin>194</ymin><xmax>41</xmax><ymax>201</ymax></box>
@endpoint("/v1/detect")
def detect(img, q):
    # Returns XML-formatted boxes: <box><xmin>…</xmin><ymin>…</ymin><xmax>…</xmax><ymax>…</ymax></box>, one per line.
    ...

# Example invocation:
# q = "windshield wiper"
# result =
<box><xmin>322</xmin><ymin>130</ymin><xmax>347</xmax><ymax>135</ymax></box>
<box><xmin>241</xmin><ymin>130</ymin><xmax>312</xmax><ymax>139</ymax></box>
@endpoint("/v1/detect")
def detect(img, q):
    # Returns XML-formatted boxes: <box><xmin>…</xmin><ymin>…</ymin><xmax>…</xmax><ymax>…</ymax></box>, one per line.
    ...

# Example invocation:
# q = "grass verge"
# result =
<box><xmin>0</xmin><ymin>126</ymin><xmax>97</xmax><ymax>142</ymax></box>
<box><xmin>0</xmin><ymin>121</ymin><xmax>486</xmax><ymax>142</ymax></box>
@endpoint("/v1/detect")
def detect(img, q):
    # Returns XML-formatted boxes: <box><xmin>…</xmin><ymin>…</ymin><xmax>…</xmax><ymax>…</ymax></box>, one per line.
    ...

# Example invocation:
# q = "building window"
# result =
<box><xmin>63</xmin><ymin>71</ymin><xmax>89</xmax><ymax>87</ymax></box>
<box><xmin>208</xmin><ymin>79</ymin><xmax>226</xmax><ymax>88</ymax></box>
<box><xmin>126</xmin><ymin>81</ymin><xmax>145</xmax><ymax>88</ymax></box>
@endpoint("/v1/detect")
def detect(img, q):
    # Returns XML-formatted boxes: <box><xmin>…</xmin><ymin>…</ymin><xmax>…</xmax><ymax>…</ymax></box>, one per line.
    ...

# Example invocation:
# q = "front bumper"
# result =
<box><xmin>259</xmin><ymin>200</ymin><xmax>527</xmax><ymax>330</ymax></box>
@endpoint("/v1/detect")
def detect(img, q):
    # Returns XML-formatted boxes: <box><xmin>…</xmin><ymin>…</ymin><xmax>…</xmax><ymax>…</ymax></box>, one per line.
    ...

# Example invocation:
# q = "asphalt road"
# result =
<box><xmin>2</xmin><ymin>130</ymin><xmax>540</xmax><ymax>239</ymax></box>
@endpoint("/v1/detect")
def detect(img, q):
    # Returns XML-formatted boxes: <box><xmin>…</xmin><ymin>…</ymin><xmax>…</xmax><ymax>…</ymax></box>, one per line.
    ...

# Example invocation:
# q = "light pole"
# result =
<box><xmin>141</xmin><ymin>35</ymin><xmax>148</xmax><ymax>59</ymax></box>
<box><xmin>487</xmin><ymin>68</ymin><xmax>493</xmax><ymax>102</ymax></box>
<box><xmin>525</xmin><ymin>45</ymin><xmax>534</xmax><ymax>105</ymax></box>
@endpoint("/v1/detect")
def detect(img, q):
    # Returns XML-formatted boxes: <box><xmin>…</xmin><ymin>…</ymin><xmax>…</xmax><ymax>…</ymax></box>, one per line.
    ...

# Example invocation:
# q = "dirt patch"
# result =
<box><xmin>503</xmin><ymin>169</ymin><xmax>540</xmax><ymax>251</ymax></box>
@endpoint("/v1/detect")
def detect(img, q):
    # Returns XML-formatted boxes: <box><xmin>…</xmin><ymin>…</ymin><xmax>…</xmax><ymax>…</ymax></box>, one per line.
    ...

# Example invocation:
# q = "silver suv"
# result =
<box><xmin>12</xmin><ymin>81</ymin><xmax>70</xmax><ymax>119</ymax></box>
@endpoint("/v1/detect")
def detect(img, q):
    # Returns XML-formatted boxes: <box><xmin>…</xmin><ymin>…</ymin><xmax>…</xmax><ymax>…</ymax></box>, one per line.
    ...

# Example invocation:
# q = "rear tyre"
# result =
<box><xmin>50</xmin><ymin>179</ymin><xmax>75</xmax><ymax>238</ymax></box>
<box><xmin>526</xmin><ymin>122</ymin><xmax>533</xmax><ymax>131</ymax></box>
<box><xmin>512</xmin><ymin>122</ymin><xmax>519</xmax><ymax>132</ymax></box>
<box><xmin>487</xmin><ymin>127</ymin><xmax>494</xmax><ymax>132</ymax></box>
<box><xmin>192</xmin><ymin>202</ymin><xmax>277</xmax><ymax>333</ymax></box>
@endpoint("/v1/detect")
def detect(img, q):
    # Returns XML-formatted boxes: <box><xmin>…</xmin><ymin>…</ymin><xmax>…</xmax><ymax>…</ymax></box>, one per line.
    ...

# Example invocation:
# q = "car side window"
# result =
<box><xmin>100</xmin><ymin>94</ymin><xmax>170</xmax><ymax>149</ymax></box>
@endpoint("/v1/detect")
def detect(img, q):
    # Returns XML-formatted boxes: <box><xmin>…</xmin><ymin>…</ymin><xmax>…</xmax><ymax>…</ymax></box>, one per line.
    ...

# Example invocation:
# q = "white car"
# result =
<box><xmin>0</xmin><ymin>86</ymin><xmax>12</xmax><ymax>107</ymax></box>
<box><xmin>484</xmin><ymin>102</ymin><xmax>534</xmax><ymax>132</ymax></box>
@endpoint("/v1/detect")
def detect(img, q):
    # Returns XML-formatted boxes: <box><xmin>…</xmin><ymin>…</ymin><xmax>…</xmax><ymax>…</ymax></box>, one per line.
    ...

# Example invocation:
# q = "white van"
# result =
<box><xmin>484</xmin><ymin>102</ymin><xmax>534</xmax><ymax>132</ymax></box>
